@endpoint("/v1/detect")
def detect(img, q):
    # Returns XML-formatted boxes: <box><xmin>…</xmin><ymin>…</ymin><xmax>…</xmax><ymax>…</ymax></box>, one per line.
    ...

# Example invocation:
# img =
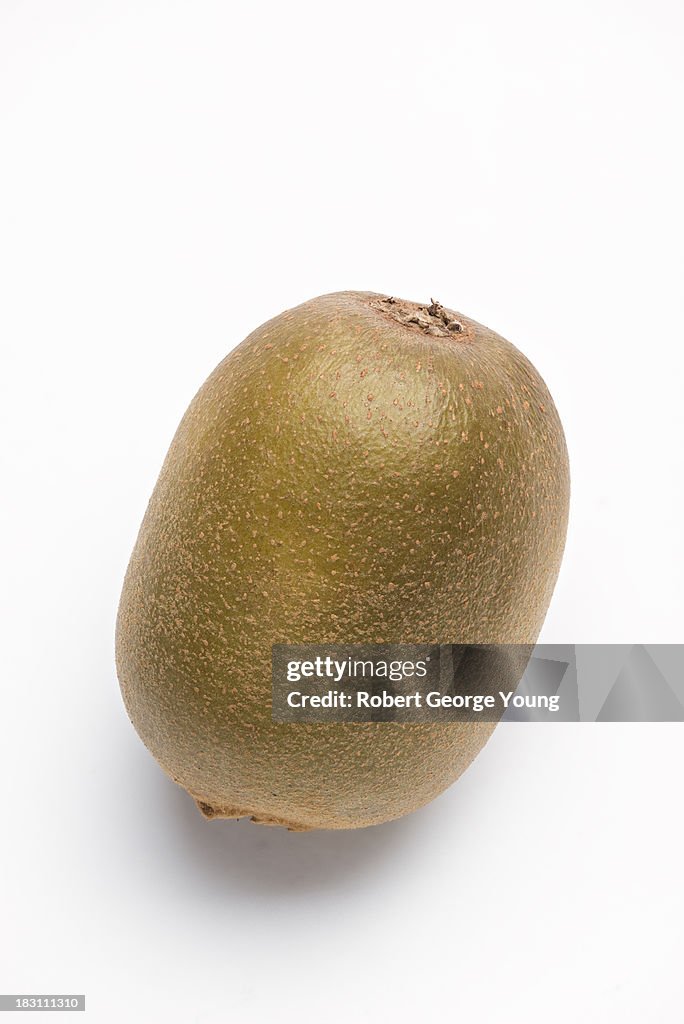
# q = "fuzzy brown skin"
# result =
<box><xmin>116</xmin><ymin>292</ymin><xmax>570</xmax><ymax>830</ymax></box>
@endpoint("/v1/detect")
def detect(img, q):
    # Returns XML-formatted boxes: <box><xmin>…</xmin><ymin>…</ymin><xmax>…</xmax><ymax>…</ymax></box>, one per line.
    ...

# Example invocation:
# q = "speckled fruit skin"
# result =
<box><xmin>116</xmin><ymin>291</ymin><xmax>569</xmax><ymax>830</ymax></box>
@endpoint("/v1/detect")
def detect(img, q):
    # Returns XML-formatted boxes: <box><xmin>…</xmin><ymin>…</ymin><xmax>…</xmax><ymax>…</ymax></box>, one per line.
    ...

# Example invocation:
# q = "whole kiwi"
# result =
<box><xmin>116</xmin><ymin>292</ymin><xmax>569</xmax><ymax>830</ymax></box>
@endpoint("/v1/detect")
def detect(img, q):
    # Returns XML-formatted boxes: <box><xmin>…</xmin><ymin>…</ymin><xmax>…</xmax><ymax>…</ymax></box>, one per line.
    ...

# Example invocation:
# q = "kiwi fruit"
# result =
<box><xmin>116</xmin><ymin>291</ymin><xmax>569</xmax><ymax>830</ymax></box>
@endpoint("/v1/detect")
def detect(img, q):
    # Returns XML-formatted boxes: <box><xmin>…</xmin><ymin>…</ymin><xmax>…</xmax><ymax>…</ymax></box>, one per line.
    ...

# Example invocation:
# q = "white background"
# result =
<box><xmin>1</xmin><ymin>2</ymin><xmax>683</xmax><ymax>1022</ymax></box>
